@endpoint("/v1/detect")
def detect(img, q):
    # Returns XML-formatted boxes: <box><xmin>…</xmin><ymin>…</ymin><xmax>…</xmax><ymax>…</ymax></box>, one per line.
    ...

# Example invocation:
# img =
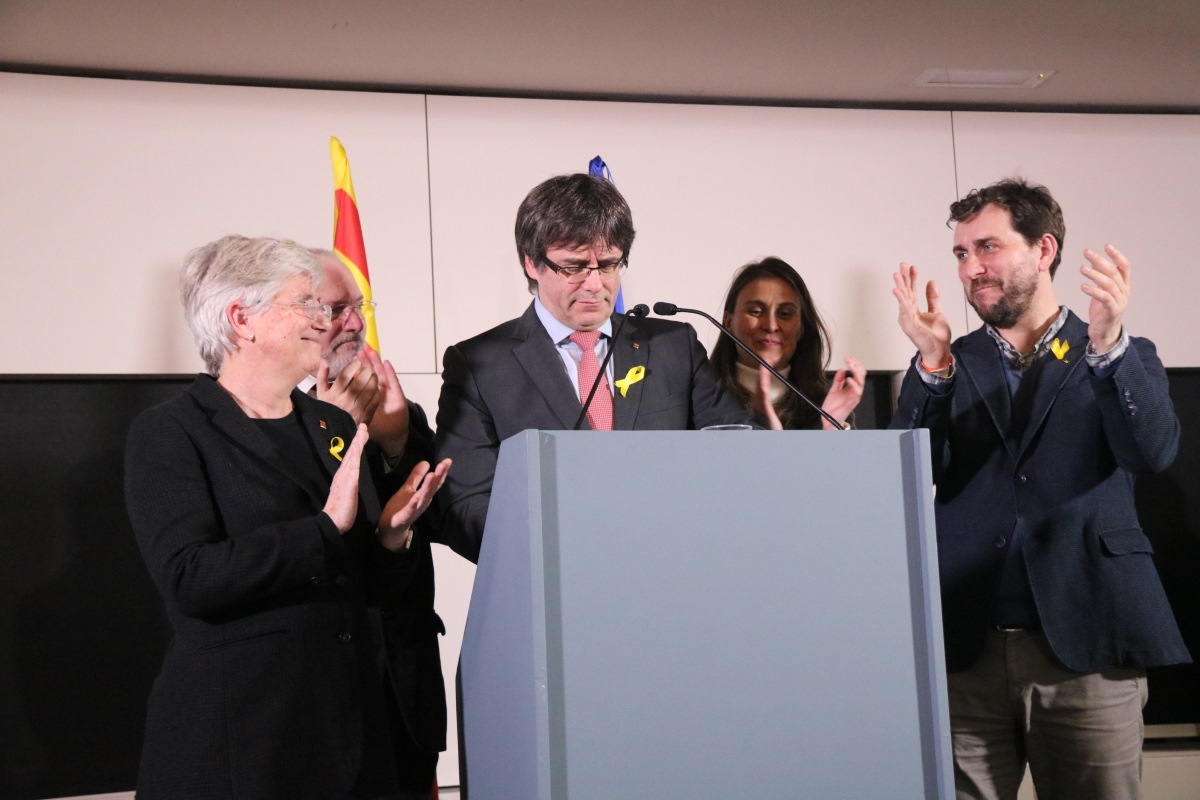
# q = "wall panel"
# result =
<box><xmin>0</xmin><ymin>73</ymin><xmax>435</xmax><ymax>374</ymax></box>
<box><xmin>952</xmin><ymin>112</ymin><xmax>1200</xmax><ymax>365</ymax></box>
<box><xmin>427</xmin><ymin>96</ymin><xmax>959</xmax><ymax>370</ymax></box>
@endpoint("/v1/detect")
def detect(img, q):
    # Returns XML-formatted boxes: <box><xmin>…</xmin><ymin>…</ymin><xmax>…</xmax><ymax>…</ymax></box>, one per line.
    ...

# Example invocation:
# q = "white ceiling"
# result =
<box><xmin>1</xmin><ymin>0</ymin><xmax>1198</xmax><ymax>111</ymax></box>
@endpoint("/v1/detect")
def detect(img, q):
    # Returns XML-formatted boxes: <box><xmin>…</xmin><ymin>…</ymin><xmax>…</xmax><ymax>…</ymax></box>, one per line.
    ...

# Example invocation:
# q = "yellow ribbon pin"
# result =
<box><xmin>329</xmin><ymin>436</ymin><xmax>345</xmax><ymax>461</ymax></box>
<box><xmin>614</xmin><ymin>366</ymin><xmax>645</xmax><ymax>397</ymax></box>
<box><xmin>1050</xmin><ymin>338</ymin><xmax>1070</xmax><ymax>361</ymax></box>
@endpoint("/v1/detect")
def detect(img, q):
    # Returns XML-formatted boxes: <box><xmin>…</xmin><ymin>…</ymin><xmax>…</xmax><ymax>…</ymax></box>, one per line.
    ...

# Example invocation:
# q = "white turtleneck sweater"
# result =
<box><xmin>733</xmin><ymin>360</ymin><xmax>792</xmax><ymax>407</ymax></box>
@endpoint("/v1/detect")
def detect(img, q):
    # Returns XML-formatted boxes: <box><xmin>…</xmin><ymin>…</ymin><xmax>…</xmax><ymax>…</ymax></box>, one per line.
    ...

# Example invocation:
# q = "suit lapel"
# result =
<box><xmin>1015</xmin><ymin>314</ymin><xmax>1088</xmax><ymax>459</ymax></box>
<box><xmin>511</xmin><ymin>303</ymin><xmax>588</xmax><ymax>430</ymax></box>
<box><xmin>958</xmin><ymin>329</ymin><xmax>1018</xmax><ymax>461</ymax></box>
<box><xmin>188</xmin><ymin>376</ymin><xmax>330</xmax><ymax>507</ymax></box>
<box><xmin>293</xmin><ymin>390</ymin><xmax>342</xmax><ymax>481</ymax></box>
<box><xmin>293</xmin><ymin>393</ymin><xmax>383</xmax><ymax>523</ymax></box>
<box><xmin>612</xmin><ymin>314</ymin><xmax>650</xmax><ymax>430</ymax></box>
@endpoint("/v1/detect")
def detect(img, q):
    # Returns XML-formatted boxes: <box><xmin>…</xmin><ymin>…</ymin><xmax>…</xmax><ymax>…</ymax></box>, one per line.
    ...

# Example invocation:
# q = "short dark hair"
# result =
<box><xmin>949</xmin><ymin>178</ymin><xmax>1066</xmax><ymax>277</ymax></box>
<box><xmin>514</xmin><ymin>173</ymin><xmax>636</xmax><ymax>293</ymax></box>
<box><xmin>710</xmin><ymin>257</ymin><xmax>832</xmax><ymax>430</ymax></box>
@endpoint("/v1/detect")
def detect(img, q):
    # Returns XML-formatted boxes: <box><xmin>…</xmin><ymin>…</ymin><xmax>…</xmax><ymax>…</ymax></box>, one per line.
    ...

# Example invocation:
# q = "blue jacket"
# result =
<box><xmin>891</xmin><ymin>311</ymin><xmax>1190</xmax><ymax>673</ymax></box>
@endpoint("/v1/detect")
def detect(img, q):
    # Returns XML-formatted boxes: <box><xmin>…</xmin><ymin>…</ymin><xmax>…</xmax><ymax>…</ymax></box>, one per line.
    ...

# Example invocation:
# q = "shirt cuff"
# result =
<box><xmin>916</xmin><ymin>354</ymin><xmax>955</xmax><ymax>386</ymax></box>
<box><xmin>1086</xmin><ymin>329</ymin><xmax>1129</xmax><ymax>372</ymax></box>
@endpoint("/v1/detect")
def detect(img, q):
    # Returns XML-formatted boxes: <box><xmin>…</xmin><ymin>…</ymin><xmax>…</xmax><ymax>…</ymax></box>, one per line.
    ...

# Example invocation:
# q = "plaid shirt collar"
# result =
<box><xmin>985</xmin><ymin>306</ymin><xmax>1069</xmax><ymax>371</ymax></box>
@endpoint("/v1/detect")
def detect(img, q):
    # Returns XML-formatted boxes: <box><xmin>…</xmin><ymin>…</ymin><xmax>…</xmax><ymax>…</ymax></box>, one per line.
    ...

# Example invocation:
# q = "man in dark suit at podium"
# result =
<box><xmin>890</xmin><ymin>178</ymin><xmax>1190</xmax><ymax>800</ymax></box>
<box><xmin>434</xmin><ymin>173</ymin><xmax>755</xmax><ymax>565</ymax></box>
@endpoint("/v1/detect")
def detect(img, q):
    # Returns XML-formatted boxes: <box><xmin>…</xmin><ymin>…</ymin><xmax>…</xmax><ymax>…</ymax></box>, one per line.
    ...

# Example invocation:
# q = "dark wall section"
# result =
<box><xmin>0</xmin><ymin>371</ymin><xmax>1194</xmax><ymax>798</ymax></box>
<box><xmin>849</xmin><ymin>370</ymin><xmax>897</xmax><ymax>431</ymax></box>
<box><xmin>1137</xmin><ymin>368</ymin><xmax>1200</xmax><ymax>729</ymax></box>
<box><xmin>0</xmin><ymin>377</ymin><xmax>187</xmax><ymax>799</ymax></box>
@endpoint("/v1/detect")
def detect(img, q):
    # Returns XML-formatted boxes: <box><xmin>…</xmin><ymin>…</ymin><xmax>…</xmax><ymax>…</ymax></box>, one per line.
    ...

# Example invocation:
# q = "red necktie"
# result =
<box><xmin>568</xmin><ymin>330</ymin><xmax>613</xmax><ymax>431</ymax></box>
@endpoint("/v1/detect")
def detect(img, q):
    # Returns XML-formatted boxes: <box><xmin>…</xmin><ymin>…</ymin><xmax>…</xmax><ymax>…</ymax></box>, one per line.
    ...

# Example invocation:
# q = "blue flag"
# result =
<box><xmin>589</xmin><ymin>155</ymin><xmax>624</xmax><ymax>314</ymax></box>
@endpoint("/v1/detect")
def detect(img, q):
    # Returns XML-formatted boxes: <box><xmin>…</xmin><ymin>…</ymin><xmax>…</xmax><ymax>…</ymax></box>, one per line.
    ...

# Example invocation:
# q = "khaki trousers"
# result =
<box><xmin>948</xmin><ymin>628</ymin><xmax>1147</xmax><ymax>800</ymax></box>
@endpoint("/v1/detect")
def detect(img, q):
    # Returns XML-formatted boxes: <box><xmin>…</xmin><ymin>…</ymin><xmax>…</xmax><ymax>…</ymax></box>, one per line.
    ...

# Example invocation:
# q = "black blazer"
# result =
<box><xmin>891</xmin><ymin>312</ymin><xmax>1190</xmax><ymax>673</ymax></box>
<box><xmin>433</xmin><ymin>302</ymin><xmax>756</xmax><ymax>563</ymax></box>
<box><xmin>375</xmin><ymin>402</ymin><xmax>447</xmax><ymax>757</ymax></box>
<box><xmin>125</xmin><ymin>375</ymin><xmax>440</xmax><ymax>799</ymax></box>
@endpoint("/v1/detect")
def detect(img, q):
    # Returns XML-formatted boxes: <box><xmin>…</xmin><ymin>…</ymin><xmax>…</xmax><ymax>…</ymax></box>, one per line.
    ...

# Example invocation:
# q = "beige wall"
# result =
<box><xmin>3</xmin><ymin>71</ymin><xmax>1197</xmax><ymax>790</ymax></box>
<box><xmin>8</xmin><ymin>73</ymin><xmax>1198</xmax><ymax>386</ymax></box>
<box><xmin>0</xmin><ymin>73</ymin><xmax>436</xmax><ymax>376</ymax></box>
<box><xmin>952</xmin><ymin>111</ymin><xmax>1200</xmax><ymax>366</ymax></box>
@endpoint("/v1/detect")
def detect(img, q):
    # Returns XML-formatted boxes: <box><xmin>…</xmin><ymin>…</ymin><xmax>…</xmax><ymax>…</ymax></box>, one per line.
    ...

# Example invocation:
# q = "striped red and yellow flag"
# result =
<box><xmin>330</xmin><ymin>136</ymin><xmax>379</xmax><ymax>351</ymax></box>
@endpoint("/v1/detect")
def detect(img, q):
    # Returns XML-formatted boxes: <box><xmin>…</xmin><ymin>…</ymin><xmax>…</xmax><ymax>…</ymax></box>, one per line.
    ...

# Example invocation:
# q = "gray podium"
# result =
<box><xmin>459</xmin><ymin>430</ymin><xmax>952</xmax><ymax>799</ymax></box>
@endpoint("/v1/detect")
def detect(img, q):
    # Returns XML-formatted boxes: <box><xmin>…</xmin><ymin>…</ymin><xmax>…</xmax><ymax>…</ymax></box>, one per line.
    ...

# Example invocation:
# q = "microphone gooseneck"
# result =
<box><xmin>652</xmin><ymin>301</ymin><xmax>846</xmax><ymax>430</ymax></box>
<box><xmin>573</xmin><ymin>305</ymin><xmax>646</xmax><ymax>430</ymax></box>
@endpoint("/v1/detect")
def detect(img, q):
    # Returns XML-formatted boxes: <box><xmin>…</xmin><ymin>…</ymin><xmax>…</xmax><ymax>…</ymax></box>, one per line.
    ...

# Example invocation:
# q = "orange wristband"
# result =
<box><xmin>920</xmin><ymin>356</ymin><xmax>953</xmax><ymax>373</ymax></box>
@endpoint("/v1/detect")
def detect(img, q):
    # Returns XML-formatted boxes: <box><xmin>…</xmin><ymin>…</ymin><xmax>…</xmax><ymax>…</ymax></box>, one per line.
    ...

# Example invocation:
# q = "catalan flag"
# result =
<box><xmin>330</xmin><ymin>137</ymin><xmax>380</xmax><ymax>351</ymax></box>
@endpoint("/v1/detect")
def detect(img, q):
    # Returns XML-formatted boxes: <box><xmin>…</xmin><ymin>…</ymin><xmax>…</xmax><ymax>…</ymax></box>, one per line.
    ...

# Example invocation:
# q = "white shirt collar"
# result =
<box><xmin>532</xmin><ymin>296</ymin><xmax>613</xmax><ymax>344</ymax></box>
<box><xmin>296</xmin><ymin>373</ymin><xmax>318</xmax><ymax>394</ymax></box>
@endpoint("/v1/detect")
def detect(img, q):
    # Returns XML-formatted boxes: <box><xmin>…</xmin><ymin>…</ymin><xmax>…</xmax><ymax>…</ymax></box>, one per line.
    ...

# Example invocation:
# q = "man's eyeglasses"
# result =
<box><xmin>542</xmin><ymin>256</ymin><xmax>627</xmax><ymax>284</ymax></box>
<box><xmin>271</xmin><ymin>300</ymin><xmax>378</xmax><ymax>322</ymax></box>
<box><xmin>273</xmin><ymin>300</ymin><xmax>333</xmax><ymax>321</ymax></box>
<box><xmin>329</xmin><ymin>300</ymin><xmax>378</xmax><ymax>321</ymax></box>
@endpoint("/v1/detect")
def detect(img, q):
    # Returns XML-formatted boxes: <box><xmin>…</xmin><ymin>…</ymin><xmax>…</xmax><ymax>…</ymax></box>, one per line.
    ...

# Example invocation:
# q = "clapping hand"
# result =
<box><xmin>316</xmin><ymin>355</ymin><xmax>381</xmax><ymax>426</ymax></box>
<box><xmin>317</xmin><ymin>349</ymin><xmax>412</xmax><ymax>459</ymax></box>
<box><xmin>892</xmin><ymin>263</ymin><xmax>952</xmax><ymax>367</ymax></box>
<box><xmin>821</xmin><ymin>357</ymin><xmax>865</xmax><ymax>430</ymax></box>
<box><xmin>753</xmin><ymin>365</ymin><xmax>784</xmax><ymax>430</ymax></box>
<box><xmin>376</xmin><ymin>458</ymin><xmax>452</xmax><ymax>552</ymax></box>
<box><xmin>323</xmin><ymin>424</ymin><xmax>370</xmax><ymax>533</ymax></box>
<box><xmin>1080</xmin><ymin>244</ymin><xmax>1131</xmax><ymax>354</ymax></box>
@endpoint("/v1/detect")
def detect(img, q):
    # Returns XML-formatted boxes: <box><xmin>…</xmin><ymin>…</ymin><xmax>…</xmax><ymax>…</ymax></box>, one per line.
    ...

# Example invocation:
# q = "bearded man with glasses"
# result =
<box><xmin>299</xmin><ymin>249</ymin><xmax>427</xmax><ymax>469</ymax></box>
<box><xmin>297</xmin><ymin>248</ymin><xmax>446</xmax><ymax>800</ymax></box>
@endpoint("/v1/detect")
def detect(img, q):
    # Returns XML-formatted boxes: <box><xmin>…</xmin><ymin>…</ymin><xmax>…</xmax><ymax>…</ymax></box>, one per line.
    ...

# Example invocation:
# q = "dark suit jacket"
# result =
<box><xmin>433</xmin><ymin>302</ymin><xmax>756</xmax><ymax>563</ymax></box>
<box><xmin>375</xmin><ymin>403</ymin><xmax>447</xmax><ymax>758</ymax></box>
<box><xmin>891</xmin><ymin>311</ymin><xmax>1190</xmax><ymax>673</ymax></box>
<box><xmin>125</xmin><ymin>375</ymin><xmax>441</xmax><ymax>800</ymax></box>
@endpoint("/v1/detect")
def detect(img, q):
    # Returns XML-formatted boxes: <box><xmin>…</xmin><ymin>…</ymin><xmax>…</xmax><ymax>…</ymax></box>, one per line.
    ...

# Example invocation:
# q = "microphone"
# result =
<box><xmin>652</xmin><ymin>302</ymin><xmax>846</xmax><ymax>430</ymax></box>
<box><xmin>573</xmin><ymin>304</ymin><xmax>649</xmax><ymax>430</ymax></box>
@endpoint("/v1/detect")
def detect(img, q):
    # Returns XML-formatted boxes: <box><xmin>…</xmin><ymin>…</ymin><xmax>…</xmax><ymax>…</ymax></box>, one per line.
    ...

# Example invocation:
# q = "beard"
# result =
<box><xmin>323</xmin><ymin>332</ymin><xmax>364</xmax><ymax>377</ymax></box>
<box><xmin>967</xmin><ymin>268</ymin><xmax>1039</xmax><ymax>329</ymax></box>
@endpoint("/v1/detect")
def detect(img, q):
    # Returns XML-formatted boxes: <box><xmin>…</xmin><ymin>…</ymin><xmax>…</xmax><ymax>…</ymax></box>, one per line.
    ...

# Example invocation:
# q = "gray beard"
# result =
<box><xmin>323</xmin><ymin>335</ymin><xmax>363</xmax><ymax>377</ymax></box>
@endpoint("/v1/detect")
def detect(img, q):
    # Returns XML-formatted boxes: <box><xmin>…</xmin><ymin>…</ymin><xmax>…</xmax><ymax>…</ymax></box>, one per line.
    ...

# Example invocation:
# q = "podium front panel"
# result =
<box><xmin>460</xmin><ymin>429</ymin><xmax>950</xmax><ymax>799</ymax></box>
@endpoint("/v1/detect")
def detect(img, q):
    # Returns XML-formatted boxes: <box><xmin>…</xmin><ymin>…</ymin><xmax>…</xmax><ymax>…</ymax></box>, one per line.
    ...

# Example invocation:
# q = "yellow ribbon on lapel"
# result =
<box><xmin>329</xmin><ymin>436</ymin><xmax>345</xmax><ymax>461</ymax></box>
<box><xmin>614</xmin><ymin>365</ymin><xmax>645</xmax><ymax>397</ymax></box>
<box><xmin>1050</xmin><ymin>338</ymin><xmax>1070</xmax><ymax>361</ymax></box>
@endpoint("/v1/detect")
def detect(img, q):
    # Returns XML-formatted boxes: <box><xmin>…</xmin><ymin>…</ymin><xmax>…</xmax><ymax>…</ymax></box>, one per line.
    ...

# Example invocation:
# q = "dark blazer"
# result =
<box><xmin>891</xmin><ymin>311</ymin><xmax>1190</xmax><ymax>673</ymax></box>
<box><xmin>376</xmin><ymin>403</ymin><xmax>447</xmax><ymax>758</ymax></box>
<box><xmin>125</xmin><ymin>375</ymin><xmax>441</xmax><ymax>800</ymax></box>
<box><xmin>434</xmin><ymin>302</ymin><xmax>756</xmax><ymax>563</ymax></box>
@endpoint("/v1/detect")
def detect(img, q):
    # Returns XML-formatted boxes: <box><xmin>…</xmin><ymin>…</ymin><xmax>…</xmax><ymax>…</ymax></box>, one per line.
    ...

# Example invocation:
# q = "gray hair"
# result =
<box><xmin>180</xmin><ymin>235</ymin><xmax>322</xmax><ymax>376</ymax></box>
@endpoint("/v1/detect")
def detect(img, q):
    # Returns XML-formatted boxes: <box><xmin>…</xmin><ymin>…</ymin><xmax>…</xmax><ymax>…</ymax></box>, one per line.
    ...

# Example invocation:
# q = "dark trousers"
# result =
<box><xmin>384</xmin><ymin>681</ymin><xmax>440</xmax><ymax>800</ymax></box>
